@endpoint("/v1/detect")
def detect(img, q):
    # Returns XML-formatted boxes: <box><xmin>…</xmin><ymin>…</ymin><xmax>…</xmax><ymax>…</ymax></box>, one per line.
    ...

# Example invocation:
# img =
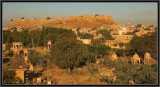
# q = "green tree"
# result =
<box><xmin>47</xmin><ymin>17</ymin><xmax>51</xmax><ymax>20</ymax></box>
<box><xmin>83</xmin><ymin>52</ymin><xmax>96</xmax><ymax>64</ymax></box>
<box><xmin>11</xmin><ymin>30</ymin><xmax>19</xmax><ymax>42</ymax></box>
<box><xmin>136</xmin><ymin>24</ymin><xmax>142</xmax><ymax>28</ymax></box>
<box><xmin>144</xmin><ymin>28</ymin><xmax>151</xmax><ymax>30</ymax></box>
<box><xmin>91</xmin><ymin>38</ymin><xmax>103</xmax><ymax>46</ymax></box>
<box><xmin>3</xmin><ymin>66</ymin><xmax>15</xmax><ymax>84</ymax></box>
<box><xmin>116</xmin><ymin>49</ymin><xmax>125</xmax><ymax>57</ymax></box>
<box><xmin>80</xmin><ymin>33</ymin><xmax>93</xmax><ymax>39</ymax></box>
<box><xmin>118</xmin><ymin>43</ymin><xmax>124</xmax><ymax>47</ymax></box>
<box><xmin>88</xmin><ymin>45</ymin><xmax>97</xmax><ymax>54</ymax></box>
<box><xmin>127</xmin><ymin>30</ymin><xmax>157</xmax><ymax>60</ymax></box>
<box><xmin>50</xmin><ymin>39</ymin><xmax>88</xmax><ymax>73</ymax></box>
<box><xmin>96</xmin><ymin>45</ymin><xmax>111</xmax><ymax>57</ymax></box>
<box><xmin>7</xmin><ymin>50</ymin><xmax>14</xmax><ymax>57</ymax></box>
<box><xmin>3</xmin><ymin>27</ymin><xmax>77</xmax><ymax>47</ymax></box>
<box><xmin>8</xmin><ymin>54</ymin><xmax>24</xmax><ymax>69</ymax></box>
<box><xmin>3</xmin><ymin>30</ymin><xmax>13</xmax><ymax>43</ymax></box>
<box><xmin>10</xmin><ymin>19</ymin><xmax>13</xmax><ymax>22</ymax></box>
<box><xmin>28</xmin><ymin>30</ymin><xmax>40</xmax><ymax>47</ymax></box>
<box><xmin>95</xmin><ymin>14</ymin><xmax>100</xmax><ymax>16</ymax></box>
<box><xmin>28</xmin><ymin>50</ymin><xmax>48</xmax><ymax>68</ymax></box>
<box><xmin>19</xmin><ymin>29</ymin><xmax>30</xmax><ymax>47</ymax></box>
<box><xmin>36</xmin><ymin>27</ymin><xmax>76</xmax><ymax>46</ymax></box>
<box><xmin>131</xmin><ymin>65</ymin><xmax>157</xmax><ymax>84</ymax></box>
<box><xmin>97</xmin><ymin>29</ymin><xmax>114</xmax><ymax>40</ymax></box>
<box><xmin>29</xmin><ymin>50</ymin><xmax>41</xmax><ymax>66</ymax></box>
<box><xmin>21</xmin><ymin>17</ymin><xmax>24</xmax><ymax>19</ymax></box>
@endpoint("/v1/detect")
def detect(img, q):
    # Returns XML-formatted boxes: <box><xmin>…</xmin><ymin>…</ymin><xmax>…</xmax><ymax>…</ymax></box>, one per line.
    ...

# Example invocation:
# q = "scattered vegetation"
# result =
<box><xmin>136</xmin><ymin>24</ymin><xmax>142</xmax><ymax>28</ymax></box>
<box><xmin>10</xmin><ymin>19</ymin><xmax>14</xmax><ymax>22</ymax></box>
<box><xmin>7</xmin><ymin>54</ymin><xmax>24</xmax><ymax>69</ymax></box>
<box><xmin>2</xmin><ymin>26</ymin><xmax>157</xmax><ymax>84</ymax></box>
<box><xmin>47</xmin><ymin>17</ymin><xmax>51</xmax><ymax>20</ymax></box>
<box><xmin>3</xmin><ymin>27</ymin><xmax>77</xmax><ymax>47</ymax></box>
<box><xmin>126</xmin><ymin>30</ymin><xmax>157</xmax><ymax>60</ymax></box>
<box><xmin>97</xmin><ymin>29</ymin><xmax>114</xmax><ymax>40</ymax></box>
<box><xmin>6</xmin><ymin>50</ymin><xmax>14</xmax><ymax>57</ymax></box>
<box><xmin>80</xmin><ymin>33</ymin><xmax>94</xmax><ymax>39</ymax></box>
<box><xmin>102</xmin><ymin>58</ymin><xmax>157</xmax><ymax>84</ymax></box>
<box><xmin>21</xmin><ymin>17</ymin><xmax>24</xmax><ymax>19</ymax></box>
<box><xmin>144</xmin><ymin>28</ymin><xmax>151</xmax><ymax>30</ymax></box>
<box><xmin>125</xmin><ymin>30</ymin><xmax>140</xmax><ymax>35</ymax></box>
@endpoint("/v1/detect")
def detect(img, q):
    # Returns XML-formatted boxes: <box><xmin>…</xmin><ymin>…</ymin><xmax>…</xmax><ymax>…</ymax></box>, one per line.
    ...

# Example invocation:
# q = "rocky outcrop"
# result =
<box><xmin>6</xmin><ymin>14</ymin><xmax>116</xmax><ymax>29</ymax></box>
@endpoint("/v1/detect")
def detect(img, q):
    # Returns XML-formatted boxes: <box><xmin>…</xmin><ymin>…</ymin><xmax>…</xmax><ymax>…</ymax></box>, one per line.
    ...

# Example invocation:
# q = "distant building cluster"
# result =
<box><xmin>3</xmin><ymin>22</ymin><xmax>156</xmax><ymax>49</ymax></box>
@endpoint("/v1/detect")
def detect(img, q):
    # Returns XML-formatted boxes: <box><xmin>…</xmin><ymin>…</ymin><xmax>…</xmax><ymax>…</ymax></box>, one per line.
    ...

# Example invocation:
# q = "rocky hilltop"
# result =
<box><xmin>6</xmin><ymin>14</ymin><xmax>117</xmax><ymax>29</ymax></box>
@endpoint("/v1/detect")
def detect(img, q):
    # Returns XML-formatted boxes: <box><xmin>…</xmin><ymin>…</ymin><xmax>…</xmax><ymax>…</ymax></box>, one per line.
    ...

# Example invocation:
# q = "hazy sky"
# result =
<box><xmin>2</xmin><ymin>2</ymin><xmax>158</xmax><ymax>27</ymax></box>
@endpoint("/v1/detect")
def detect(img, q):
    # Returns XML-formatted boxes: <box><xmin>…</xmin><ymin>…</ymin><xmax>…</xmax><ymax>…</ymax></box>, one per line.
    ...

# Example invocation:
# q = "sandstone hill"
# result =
<box><xmin>6</xmin><ymin>14</ymin><xmax>118</xmax><ymax>30</ymax></box>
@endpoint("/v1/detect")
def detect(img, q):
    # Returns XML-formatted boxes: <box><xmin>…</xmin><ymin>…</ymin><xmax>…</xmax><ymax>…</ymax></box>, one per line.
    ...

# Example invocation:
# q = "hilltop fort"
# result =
<box><xmin>6</xmin><ymin>14</ymin><xmax>117</xmax><ymax>30</ymax></box>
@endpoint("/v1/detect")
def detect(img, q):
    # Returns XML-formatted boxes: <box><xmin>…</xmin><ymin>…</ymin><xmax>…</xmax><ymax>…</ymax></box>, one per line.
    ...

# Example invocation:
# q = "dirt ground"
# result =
<box><xmin>34</xmin><ymin>64</ymin><xmax>107</xmax><ymax>85</ymax></box>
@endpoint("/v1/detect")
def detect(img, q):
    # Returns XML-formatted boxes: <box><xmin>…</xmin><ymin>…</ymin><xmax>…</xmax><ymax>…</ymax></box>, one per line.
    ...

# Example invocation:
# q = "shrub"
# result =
<box><xmin>102</xmin><ymin>58</ymin><xmax>157</xmax><ymax>84</ymax></box>
<box><xmin>47</xmin><ymin>17</ymin><xmax>51</xmax><ymax>20</ymax></box>
<box><xmin>80</xmin><ymin>33</ymin><xmax>93</xmax><ymax>39</ymax></box>
<box><xmin>7</xmin><ymin>50</ymin><xmax>14</xmax><ymax>57</ymax></box>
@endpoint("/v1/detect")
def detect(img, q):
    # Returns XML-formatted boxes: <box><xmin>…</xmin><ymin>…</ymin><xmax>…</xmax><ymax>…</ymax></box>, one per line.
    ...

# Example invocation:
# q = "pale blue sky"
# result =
<box><xmin>2</xmin><ymin>2</ymin><xmax>158</xmax><ymax>27</ymax></box>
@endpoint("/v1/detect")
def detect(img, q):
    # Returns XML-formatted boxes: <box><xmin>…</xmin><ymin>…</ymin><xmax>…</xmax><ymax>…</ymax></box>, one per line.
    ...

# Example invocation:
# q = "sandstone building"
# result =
<box><xmin>12</xmin><ymin>42</ymin><xmax>23</xmax><ymax>54</ymax></box>
<box><xmin>130</xmin><ymin>53</ymin><xmax>141</xmax><ymax>64</ymax></box>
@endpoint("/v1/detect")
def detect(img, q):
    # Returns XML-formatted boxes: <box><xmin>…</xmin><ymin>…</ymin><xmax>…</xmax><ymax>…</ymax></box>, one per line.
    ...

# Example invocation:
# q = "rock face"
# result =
<box><xmin>6</xmin><ymin>15</ymin><xmax>116</xmax><ymax>29</ymax></box>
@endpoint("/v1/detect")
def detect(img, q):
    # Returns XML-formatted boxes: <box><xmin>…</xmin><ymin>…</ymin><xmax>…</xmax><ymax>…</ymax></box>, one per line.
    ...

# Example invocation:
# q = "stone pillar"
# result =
<box><xmin>24</xmin><ymin>49</ymin><xmax>29</xmax><ymax>65</ymax></box>
<box><xmin>47</xmin><ymin>40</ymin><xmax>52</xmax><ymax>49</ymax></box>
<box><xmin>138</xmin><ymin>59</ymin><xmax>140</xmax><ymax>64</ymax></box>
<box><xmin>29</xmin><ymin>64</ymin><xmax>33</xmax><ymax>71</ymax></box>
